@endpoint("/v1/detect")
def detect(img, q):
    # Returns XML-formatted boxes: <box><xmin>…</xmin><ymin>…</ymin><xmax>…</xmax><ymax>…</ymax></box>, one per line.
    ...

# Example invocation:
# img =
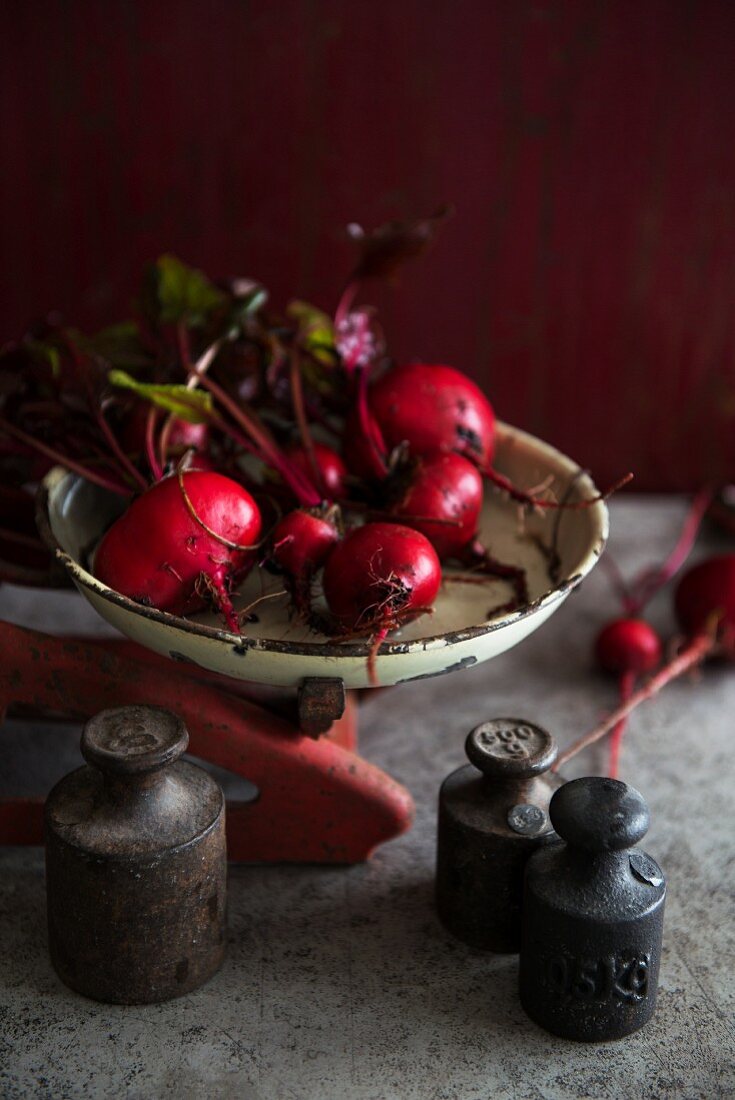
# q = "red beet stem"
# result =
<box><xmin>289</xmin><ymin>349</ymin><xmax>325</xmax><ymax>495</ymax></box>
<box><xmin>356</xmin><ymin>368</ymin><xmax>389</xmax><ymax>478</ymax></box>
<box><xmin>554</xmin><ymin>631</ymin><xmax>714</xmax><ymax>771</ymax></box>
<box><xmin>145</xmin><ymin>405</ymin><xmax>163</xmax><ymax>482</ymax></box>
<box><xmin>624</xmin><ymin>486</ymin><xmax>715</xmax><ymax>615</ymax></box>
<box><xmin>158</xmin><ymin>413</ymin><xmax>176</xmax><ymax>469</ymax></box>
<box><xmin>63</xmin><ymin>334</ymin><xmax>144</xmax><ymax>490</ymax></box>
<box><xmin>599</xmin><ymin>555</ymin><xmax>635</xmax><ymax>614</ymax></box>
<box><xmin>334</xmin><ymin>279</ymin><xmax>358</xmax><ymax>331</ymax></box>
<box><xmin>608</xmin><ymin>669</ymin><xmax>635</xmax><ymax>780</ymax></box>
<box><xmin>97</xmin><ymin>404</ymin><xmax>149</xmax><ymax>491</ymax></box>
<box><xmin>187</xmin><ymin>359</ymin><xmax>322</xmax><ymax>507</ymax></box>
<box><xmin>0</xmin><ymin>416</ymin><xmax>132</xmax><ymax>497</ymax></box>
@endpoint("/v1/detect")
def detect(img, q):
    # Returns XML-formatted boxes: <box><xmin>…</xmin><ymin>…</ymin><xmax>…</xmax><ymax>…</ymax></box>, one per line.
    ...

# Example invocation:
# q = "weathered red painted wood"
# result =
<box><xmin>0</xmin><ymin>622</ymin><xmax>412</xmax><ymax>861</ymax></box>
<box><xmin>3</xmin><ymin>1</ymin><xmax>735</xmax><ymax>489</ymax></box>
<box><xmin>68</xmin><ymin>637</ymin><xmax>358</xmax><ymax>750</ymax></box>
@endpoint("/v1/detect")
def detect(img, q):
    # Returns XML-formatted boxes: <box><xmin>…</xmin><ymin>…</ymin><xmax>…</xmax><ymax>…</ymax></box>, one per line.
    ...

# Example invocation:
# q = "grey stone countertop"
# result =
<box><xmin>1</xmin><ymin>497</ymin><xmax>733</xmax><ymax>1100</ymax></box>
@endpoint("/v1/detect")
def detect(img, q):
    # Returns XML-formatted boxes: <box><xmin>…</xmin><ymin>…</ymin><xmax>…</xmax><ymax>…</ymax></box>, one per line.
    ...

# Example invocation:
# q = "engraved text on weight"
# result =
<box><xmin>546</xmin><ymin>953</ymin><xmax>650</xmax><ymax>1004</ymax></box>
<box><xmin>478</xmin><ymin>724</ymin><xmax>536</xmax><ymax>757</ymax></box>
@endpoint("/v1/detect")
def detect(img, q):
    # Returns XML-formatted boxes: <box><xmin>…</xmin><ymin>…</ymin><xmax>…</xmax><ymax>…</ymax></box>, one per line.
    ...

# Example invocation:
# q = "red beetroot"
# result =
<box><xmin>589</xmin><ymin>490</ymin><xmax>713</xmax><ymax>778</ymax></box>
<box><xmin>122</xmin><ymin>404</ymin><xmax>210</xmax><ymax>456</ymax></box>
<box><xmin>344</xmin><ymin>363</ymin><xmax>496</xmax><ymax>476</ymax></box>
<box><xmin>285</xmin><ymin>442</ymin><xmax>348</xmax><ymax>500</ymax></box>
<box><xmin>385</xmin><ymin>453</ymin><xmax>527</xmax><ymax>610</ymax></box>
<box><xmin>271</xmin><ymin>509</ymin><xmax>339</xmax><ymax>578</ymax></box>
<box><xmin>557</xmin><ymin>554</ymin><xmax>735</xmax><ymax>771</ymax></box>
<box><xmin>323</xmin><ymin>522</ymin><xmax>441</xmax><ymax>632</ymax></box>
<box><xmin>361</xmin><ymin>447</ymin><xmax>526</xmax><ymax>611</ymax></box>
<box><xmin>165</xmin><ymin>419</ymin><xmax>210</xmax><ymax>452</ymax></box>
<box><xmin>343</xmin><ymin>361</ymin><xmax>625</xmax><ymax>515</ymax></box>
<box><xmin>270</xmin><ymin>507</ymin><xmax>340</xmax><ymax>614</ymax></box>
<box><xmin>94</xmin><ymin>470</ymin><xmax>261</xmax><ymax>632</ymax></box>
<box><xmin>595</xmin><ymin>617</ymin><xmax>663</xmax><ymax>779</ymax></box>
<box><xmin>595</xmin><ymin>618</ymin><xmax>662</xmax><ymax>676</ymax></box>
<box><xmin>389</xmin><ymin>452</ymin><xmax>483</xmax><ymax>560</ymax></box>
<box><xmin>674</xmin><ymin>554</ymin><xmax>735</xmax><ymax>638</ymax></box>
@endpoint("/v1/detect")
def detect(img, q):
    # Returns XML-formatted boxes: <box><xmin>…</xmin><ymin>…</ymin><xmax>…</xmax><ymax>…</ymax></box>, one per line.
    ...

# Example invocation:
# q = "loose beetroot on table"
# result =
<box><xmin>557</xmin><ymin>552</ymin><xmax>735</xmax><ymax>772</ymax></box>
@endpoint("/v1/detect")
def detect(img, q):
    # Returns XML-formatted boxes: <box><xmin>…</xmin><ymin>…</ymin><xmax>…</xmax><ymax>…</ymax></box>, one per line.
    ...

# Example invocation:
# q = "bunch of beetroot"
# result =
<box><xmin>0</xmin><ymin>213</ymin><xmax>616</xmax><ymax>675</ymax></box>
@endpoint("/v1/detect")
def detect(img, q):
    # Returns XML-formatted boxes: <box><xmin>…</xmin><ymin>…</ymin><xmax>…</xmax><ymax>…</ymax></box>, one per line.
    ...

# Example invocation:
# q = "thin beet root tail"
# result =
<box><xmin>481</xmin><ymin>467</ymin><xmax>633</xmax><ymax>511</ymax></box>
<box><xmin>621</xmin><ymin>486</ymin><xmax>715</xmax><ymax>615</ymax></box>
<box><xmin>367</xmin><ymin>625</ymin><xmax>390</xmax><ymax>687</ymax></box>
<box><xmin>326</xmin><ymin>603</ymin><xmax>436</xmax><ymax>684</ymax></box>
<box><xmin>591</xmin><ymin>490</ymin><xmax>713</xmax><ymax>776</ymax></box>
<box><xmin>451</xmin><ymin>538</ymin><xmax>529</xmax><ymax>610</ymax></box>
<box><xmin>325</xmin><ymin>603</ymin><xmax>435</xmax><ymax>645</ymax></box>
<box><xmin>356</xmin><ymin>572</ymin><xmax>411</xmax><ymax>631</ymax></box>
<box><xmin>201</xmin><ymin>569</ymin><xmax>241</xmax><ymax>635</ymax></box>
<box><xmin>235</xmin><ymin>588</ymin><xmax>289</xmax><ymax>626</ymax></box>
<box><xmin>593</xmin><ymin>620</ymin><xmax>661</xmax><ymax>778</ymax></box>
<box><xmin>285</xmin><ymin>568</ymin><xmax>316</xmax><ymax>622</ymax></box>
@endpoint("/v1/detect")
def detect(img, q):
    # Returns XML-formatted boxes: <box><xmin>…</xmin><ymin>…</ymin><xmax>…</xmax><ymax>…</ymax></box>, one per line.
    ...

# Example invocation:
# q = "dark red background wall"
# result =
<box><xmin>3</xmin><ymin>0</ymin><xmax>735</xmax><ymax>490</ymax></box>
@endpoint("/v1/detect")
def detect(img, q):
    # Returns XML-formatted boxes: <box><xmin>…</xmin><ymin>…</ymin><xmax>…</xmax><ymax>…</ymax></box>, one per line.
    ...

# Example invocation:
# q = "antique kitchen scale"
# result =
<box><xmin>0</xmin><ymin>421</ymin><xmax>607</xmax><ymax>862</ymax></box>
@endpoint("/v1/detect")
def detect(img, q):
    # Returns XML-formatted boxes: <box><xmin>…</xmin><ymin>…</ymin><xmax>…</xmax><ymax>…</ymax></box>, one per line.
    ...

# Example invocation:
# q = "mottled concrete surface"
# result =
<box><xmin>1</xmin><ymin>498</ymin><xmax>734</xmax><ymax>1099</ymax></box>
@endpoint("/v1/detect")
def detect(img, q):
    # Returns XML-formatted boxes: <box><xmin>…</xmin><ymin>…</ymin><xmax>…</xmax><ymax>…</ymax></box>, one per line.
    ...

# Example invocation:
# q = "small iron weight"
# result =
<box><xmin>45</xmin><ymin>705</ymin><xmax>227</xmax><ymax>1004</ymax></box>
<box><xmin>519</xmin><ymin>777</ymin><xmax>666</xmax><ymax>1042</ymax></box>
<box><xmin>436</xmin><ymin>717</ymin><xmax>560</xmax><ymax>952</ymax></box>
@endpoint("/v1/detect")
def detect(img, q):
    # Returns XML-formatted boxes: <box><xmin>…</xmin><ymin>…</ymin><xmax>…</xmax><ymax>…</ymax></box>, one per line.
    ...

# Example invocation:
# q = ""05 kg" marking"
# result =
<box><xmin>546</xmin><ymin>953</ymin><xmax>650</xmax><ymax>1004</ymax></box>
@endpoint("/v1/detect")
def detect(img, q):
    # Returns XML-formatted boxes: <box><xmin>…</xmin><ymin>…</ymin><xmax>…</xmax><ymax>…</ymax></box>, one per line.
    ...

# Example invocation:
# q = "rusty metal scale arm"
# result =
<box><xmin>0</xmin><ymin>621</ymin><xmax>414</xmax><ymax>862</ymax></box>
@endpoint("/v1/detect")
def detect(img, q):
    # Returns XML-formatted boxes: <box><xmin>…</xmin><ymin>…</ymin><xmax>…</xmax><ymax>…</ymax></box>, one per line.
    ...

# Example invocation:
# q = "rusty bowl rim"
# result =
<box><xmin>37</xmin><ymin>421</ymin><xmax>609</xmax><ymax>660</ymax></box>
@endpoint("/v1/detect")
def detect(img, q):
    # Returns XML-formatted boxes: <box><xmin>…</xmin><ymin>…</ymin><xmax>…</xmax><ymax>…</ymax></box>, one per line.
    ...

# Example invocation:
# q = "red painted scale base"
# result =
<box><xmin>0</xmin><ymin>621</ymin><xmax>414</xmax><ymax>863</ymax></box>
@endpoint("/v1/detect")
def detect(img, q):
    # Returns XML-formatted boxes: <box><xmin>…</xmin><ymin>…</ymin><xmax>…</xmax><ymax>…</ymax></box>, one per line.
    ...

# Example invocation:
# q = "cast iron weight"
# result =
<box><xmin>519</xmin><ymin>777</ymin><xmax>666</xmax><ymax>1042</ymax></box>
<box><xmin>436</xmin><ymin>718</ymin><xmax>560</xmax><ymax>952</ymax></box>
<box><xmin>45</xmin><ymin>705</ymin><xmax>227</xmax><ymax>1004</ymax></box>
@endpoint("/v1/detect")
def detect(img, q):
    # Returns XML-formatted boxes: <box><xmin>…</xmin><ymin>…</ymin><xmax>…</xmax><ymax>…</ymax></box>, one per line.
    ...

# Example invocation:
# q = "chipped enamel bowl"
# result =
<box><xmin>40</xmin><ymin>423</ymin><xmax>607</xmax><ymax>689</ymax></box>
